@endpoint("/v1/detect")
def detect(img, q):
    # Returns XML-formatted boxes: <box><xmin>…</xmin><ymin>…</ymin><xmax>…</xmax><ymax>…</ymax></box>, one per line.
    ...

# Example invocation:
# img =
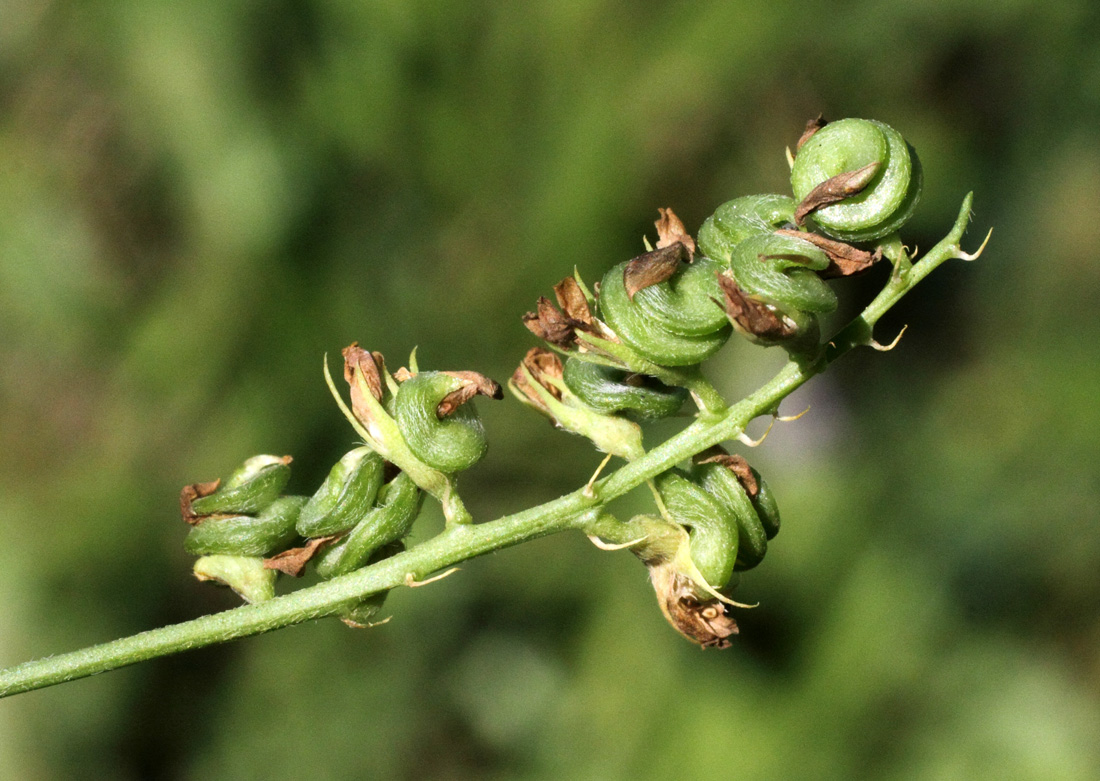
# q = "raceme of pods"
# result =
<box><xmin>790</xmin><ymin>117</ymin><xmax>922</xmax><ymax>242</ymax></box>
<box><xmin>561</xmin><ymin>357</ymin><xmax>688</xmax><ymax>421</ymax></box>
<box><xmin>597</xmin><ymin>256</ymin><xmax>732</xmax><ymax>366</ymax></box>
<box><xmin>124</xmin><ymin>114</ymin><xmax>972</xmax><ymax>661</ymax></box>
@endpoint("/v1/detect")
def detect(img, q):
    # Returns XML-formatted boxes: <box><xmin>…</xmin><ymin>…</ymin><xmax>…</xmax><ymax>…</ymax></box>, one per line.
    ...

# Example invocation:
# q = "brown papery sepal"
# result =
<box><xmin>714</xmin><ymin>273</ymin><xmax>797</xmax><ymax>342</ymax></box>
<box><xmin>623</xmin><ymin>243</ymin><xmax>690</xmax><ymax>300</ymax></box>
<box><xmin>438</xmin><ymin>371</ymin><xmax>503</xmax><ymax>417</ymax></box>
<box><xmin>655</xmin><ymin>207</ymin><xmax>696</xmax><ymax>258</ymax></box>
<box><xmin>796</xmin><ymin>115</ymin><xmax>828</xmax><ymax>152</ymax></box>
<box><xmin>695</xmin><ymin>449</ymin><xmax>760</xmax><ymax>497</ymax></box>
<box><xmin>650</xmin><ymin>565</ymin><xmax>739</xmax><ymax>649</ymax></box>
<box><xmin>795</xmin><ymin>162</ymin><xmax>880</xmax><ymax>225</ymax></box>
<box><xmin>263</xmin><ymin>535</ymin><xmax>340</xmax><ymax>577</ymax></box>
<box><xmin>180</xmin><ymin>480</ymin><xmax>221</xmax><ymax>525</ymax></box>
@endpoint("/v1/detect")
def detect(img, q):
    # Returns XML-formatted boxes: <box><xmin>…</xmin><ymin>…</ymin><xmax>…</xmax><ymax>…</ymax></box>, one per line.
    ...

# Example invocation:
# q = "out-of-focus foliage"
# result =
<box><xmin>2</xmin><ymin>0</ymin><xmax>1099</xmax><ymax>778</ymax></box>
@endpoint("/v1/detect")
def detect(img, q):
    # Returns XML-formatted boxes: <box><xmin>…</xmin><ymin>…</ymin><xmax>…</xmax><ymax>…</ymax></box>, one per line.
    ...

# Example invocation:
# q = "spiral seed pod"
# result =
<box><xmin>392</xmin><ymin>371</ymin><xmax>498</xmax><ymax>474</ymax></box>
<box><xmin>790</xmin><ymin>118</ymin><xmax>922</xmax><ymax>242</ymax></box>
<box><xmin>598</xmin><ymin>256</ymin><xmax>732</xmax><ymax>366</ymax></box>
<box><xmin>654</xmin><ymin>470</ymin><xmax>739</xmax><ymax>591</ymax></box>
<box><xmin>726</xmin><ymin>233</ymin><xmax>837</xmax><ymax>315</ymax></box>
<box><xmin>315</xmin><ymin>472</ymin><xmax>423</xmax><ymax>579</ymax></box>
<box><xmin>192</xmin><ymin>554</ymin><xmax>277</xmax><ymax>603</ymax></box>
<box><xmin>184</xmin><ymin>495</ymin><xmax>306</xmax><ymax>556</ymax></box>
<box><xmin>692</xmin><ymin>455</ymin><xmax>780</xmax><ymax>572</ymax></box>
<box><xmin>561</xmin><ymin>357</ymin><xmax>687</xmax><ymax>421</ymax></box>
<box><xmin>697</xmin><ymin>194</ymin><xmax>798</xmax><ymax>261</ymax></box>
<box><xmin>296</xmin><ymin>447</ymin><xmax>385</xmax><ymax>537</ymax></box>
<box><xmin>188</xmin><ymin>454</ymin><xmax>291</xmax><ymax>516</ymax></box>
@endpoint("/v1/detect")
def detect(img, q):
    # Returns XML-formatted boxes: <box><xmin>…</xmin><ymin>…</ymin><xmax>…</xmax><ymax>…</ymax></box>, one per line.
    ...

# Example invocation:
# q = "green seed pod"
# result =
<box><xmin>315</xmin><ymin>473</ymin><xmax>423</xmax><ymax>579</ymax></box>
<box><xmin>561</xmin><ymin>357</ymin><xmax>687</xmax><ymax>421</ymax></box>
<box><xmin>693</xmin><ymin>460</ymin><xmax>780</xmax><ymax>572</ymax></box>
<box><xmin>598</xmin><ymin>257</ymin><xmax>732</xmax><ymax>366</ymax></box>
<box><xmin>189</xmin><ymin>455</ymin><xmax>291</xmax><ymax>516</ymax></box>
<box><xmin>728</xmin><ymin>233</ymin><xmax>837</xmax><ymax>315</ymax></box>
<box><xmin>654</xmin><ymin>470</ymin><xmax>739</xmax><ymax>591</ymax></box>
<box><xmin>192</xmin><ymin>554</ymin><xmax>277</xmax><ymax>604</ymax></box>
<box><xmin>296</xmin><ymin>447</ymin><xmax>385</xmax><ymax>537</ymax></box>
<box><xmin>184</xmin><ymin>495</ymin><xmax>306</xmax><ymax>556</ymax></box>
<box><xmin>697</xmin><ymin>194</ymin><xmax>798</xmax><ymax>261</ymax></box>
<box><xmin>393</xmin><ymin>372</ymin><xmax>489</xmax><ymax>474</ymax></box>
<box><xmin>791</xmin><ymin>118</ymin><xmax>922</xmax><ymax>242</ymax></box>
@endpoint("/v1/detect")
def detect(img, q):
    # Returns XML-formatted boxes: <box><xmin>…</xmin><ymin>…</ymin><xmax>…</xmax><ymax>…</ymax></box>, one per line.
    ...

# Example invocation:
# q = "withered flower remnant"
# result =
<box><xmin>522</xmin><ymin>276</ymin><xmax>604</xmax><ymax>348</ymax></box>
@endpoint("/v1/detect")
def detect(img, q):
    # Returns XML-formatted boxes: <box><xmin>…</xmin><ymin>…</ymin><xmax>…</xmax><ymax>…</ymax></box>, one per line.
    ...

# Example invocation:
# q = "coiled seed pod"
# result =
<box><xmin>699</xmin><ymin>195</ymin><xmax>837</xmax><ymax>349</ymax></box>
<box><xmin>393</xmin><ymin>372</ymin><xmax>491</xmax><ymax>474</ymax></box>
<box><xmin>790</xmin><ymin>118</ymin><xmax>922</xmax><ymax>242</ymax></box>
<box><xmin>697</xmin><ymin>194</ymin><xmax>798</xmax><ymax>260</ymax></box>
<box><xmin>727</xmin><ymin>233</ymin><xmax>837</xmax><ymax>315</ymax></box>
<box><xmin>315</xmin><ymin>472</ymin><xmax>423</xmax><ymax>579</ymax></box>
<box><xmin>561</xmin><ymin>357</ymin><xmax>687</xmax><ymax>421</ymax></box>
<box><xmin>184</xmin><ymin>495</ymin><xmax>306</xmax><ymax>556</ymax></box>
<box><xmin>296</xmin><ymin>447</ymin><xmax>385</xmax><ymax>537</ymax></box>
<box><xmin>692</xmin><ymin>455</ymin><xmax>780</xmax><ymax>571</ymax></box>
<box><xmin>655</xmin><ymin>470</ymin><xmax>739</xmax><ymax>591</ymax></box>
<box><xmin>189</xmin><ymin>454</ymin><xmax>291</xmax><ymax>516</ymax></box>
<box><xmin>598</xmin><ymin>257</ymin><xmax>732</xmax><ymax>366</ymax></box>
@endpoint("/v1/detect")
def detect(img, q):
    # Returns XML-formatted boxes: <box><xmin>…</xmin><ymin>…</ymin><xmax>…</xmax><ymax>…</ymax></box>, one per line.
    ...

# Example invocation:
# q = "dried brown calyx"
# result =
<box><xmin>523</xmin><ymin>276</ymin><xmax>601</xmax><ymax>348</ymax></box>
<box><xmin>263</xmin><ymin>535</ymin><xmax>340</xmax><ymax>577</ymax></box>
<box><xmin>795</xmin><ymin>161</ymin><xmax>880</xmax><ymax>226</ymax></box>
<box><xmin>796</xmin><ymin>114</ymin><xmax>828</xmax><ymax>152</ymax></box>
<box><xmin>623</xmin><ymin>207</ymin><xmax>696</xmax><ymax>300</ymax></box>
<box><xmin>649</xmin><ymin>563</ymin><xmax>739</xmax><ymax>649</ymax></box>
<box><xmin>510</xmin><ymin>347</ymin><xmax>564</xmax><ymax>415</ymax></box>
<box><xmin>343</xmin><ymin>342</ymin><xmax>386</xmax><ymax>413</ymax></box>
<box><xmin>713</xmin><ymin>273</ymin><xmax>798</xmax><ymax>343</ymax></box>
<box><xmin>695</xmin><ymin>449</ymin><xmax>759</xmax><ymax>497</ymax></box>
<box><xmin>179</xmin><ymin>480</ymin><xmax>222</xmax><ymax>525</ymax></box>
<box><xmin>773</xmin><ymin>229</ymin><xmax>882</xmax><ymax>278</ymax></box>
<box><xmin>437</xmin><ymin>371</ymin><xmax>503</xmax><ymax>417</ymax></box>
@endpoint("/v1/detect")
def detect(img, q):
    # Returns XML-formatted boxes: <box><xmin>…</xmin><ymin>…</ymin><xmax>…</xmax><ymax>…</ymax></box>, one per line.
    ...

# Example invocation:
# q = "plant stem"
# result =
<box><xmin>0</xmin><ymin>195</ymin><xmax>980</xmax><ymax>699</ymax></box>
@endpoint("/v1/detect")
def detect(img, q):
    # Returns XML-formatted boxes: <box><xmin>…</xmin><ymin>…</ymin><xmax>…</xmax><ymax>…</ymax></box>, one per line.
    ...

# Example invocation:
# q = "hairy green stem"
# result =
<box><xmin>0</xmin><ymin>195</ymin><xmax>980</xmax><ymax>699</ymax></box>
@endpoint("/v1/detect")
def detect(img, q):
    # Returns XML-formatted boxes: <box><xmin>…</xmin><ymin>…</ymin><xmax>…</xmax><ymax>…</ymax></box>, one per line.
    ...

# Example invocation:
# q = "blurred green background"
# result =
<box><xmin>2</xmin><ymin>1</ymin><xmax>1099</xmax><ymax>778</ymax></box>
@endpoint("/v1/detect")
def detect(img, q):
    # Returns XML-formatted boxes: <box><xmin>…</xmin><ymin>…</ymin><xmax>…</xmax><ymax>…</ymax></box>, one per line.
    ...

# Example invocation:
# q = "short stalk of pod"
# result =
<box><xmin>561</xmin><ymin>357</ymin><xmax>687</xmax><ymax>421</ymax></box>
<box><xmin>184</xmin><ymin>496</ymin><xmax>306</xmax><ymax>557</ymax></box>
<box><xmin>296</xmin><ymin>447</ymin><xmax>385</xmax><ymax>537</ymax></box>
<box><xmin>598</xmin><ymin>257</ymin><xmax>731</xmax><ymax>366</ymax></box>
<box><xmin>315</xmin><ymin>472</ymin><xmax>424</xmax><ymax>579</ymax></box>
<box><xmin>393</xmin><ymin>372</ymin><xmax>495</xmax><ymax>474</ymax></box>
<box><xmin>691</xmin><ymin>454</ymin><xmax>780</xmax><ymax>571</ymax></box>
<box><xmin>188</xmin><ymin>455</ymin><xmax>292</xmax><ymax>516</ymax></box>
<box><xmin>790</xmin><ymin>117</ymin><xmax>922</xmax><ymax>242</ymax></box>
